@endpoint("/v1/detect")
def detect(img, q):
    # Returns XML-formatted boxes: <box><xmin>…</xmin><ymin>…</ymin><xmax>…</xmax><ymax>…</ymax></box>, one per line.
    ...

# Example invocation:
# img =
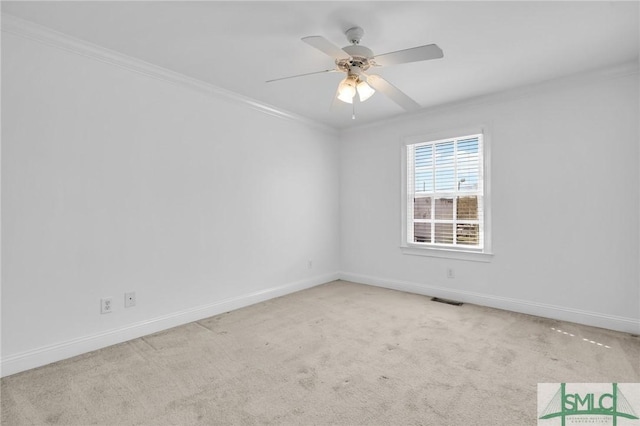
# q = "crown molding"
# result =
<box><xmin>1</xmin><ymin>13</ymin><xmax>337</xmax><ymax>135</ymax></box>
<box><xmin>3</xmin><ymin>12</ymin><xmax>635</xmax><ymax>137</ymax></box>
<box><xmin>343</xmin><ymin>60</ymin><xmax>640</xmax><ymax>134</ymax></box>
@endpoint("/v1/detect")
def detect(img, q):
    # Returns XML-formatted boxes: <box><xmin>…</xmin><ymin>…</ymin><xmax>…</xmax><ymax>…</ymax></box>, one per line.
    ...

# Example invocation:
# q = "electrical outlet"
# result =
<box><xmin>124</xmin><ymin>292</ymin><xmax>136</xmax><ymax>308</ymax></box>
<box><xmin>447</xmin><ymin>268</ymin><xmax>455</xmax><ymax>279</ymax></box>
<box><xmin>101</xmin><ymin>297</ymin><xmax>113</xmax><ymax>314</ymax></box>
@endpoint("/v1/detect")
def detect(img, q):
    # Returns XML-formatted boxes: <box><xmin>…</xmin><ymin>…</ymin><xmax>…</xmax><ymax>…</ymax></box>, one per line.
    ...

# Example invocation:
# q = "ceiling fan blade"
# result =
<box><xmin>329</xmin><ymin>85</ymin><xmax>342</xmax><ymax>111</ymax></box>
<box><xmin>373</xmin><ymin>44</ymin><xmax>443</xmax><ymax>67</ymax></box>
<box><xmin>302</xmin><ymin>36</ymin><xmax>349</xmax><ymax>60</ymax></box>
<box><xmin>266</xmin><ymin>69</ymin><xmax>338</xmax><ymax>83</ymax></box>
<box><xmin>365</xmin><ymin>74</ymin><xmax>421</xmax><ymax>111</ymax></box>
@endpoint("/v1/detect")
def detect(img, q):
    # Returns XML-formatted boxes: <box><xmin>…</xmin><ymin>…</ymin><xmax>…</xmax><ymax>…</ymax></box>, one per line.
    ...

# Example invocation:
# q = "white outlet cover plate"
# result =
<box><xmin>101</xmin><ymin>297</ymin><xmax>113</xmax><ymax>314</ymax></box>
<box><xmin>125</xmin><ymin>292</ymin><xmax>136</xmax><ymax>308</ymax></box>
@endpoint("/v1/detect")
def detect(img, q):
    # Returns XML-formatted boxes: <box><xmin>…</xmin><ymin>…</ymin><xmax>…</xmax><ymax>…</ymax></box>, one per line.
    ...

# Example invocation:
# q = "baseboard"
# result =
<box><xmin>1</xmin><ymin>273</ymin><xmax>339</xmax><ymax>378</ymax></box>
<box><xmin>4</xmin><ymin>271</ymin><xmax>636</xmax><ymax>377</ymax></box>
<box><xmin>339</xmin><ymin>272</ymin><xmax>640</xmax><ymax>335</ymax></box>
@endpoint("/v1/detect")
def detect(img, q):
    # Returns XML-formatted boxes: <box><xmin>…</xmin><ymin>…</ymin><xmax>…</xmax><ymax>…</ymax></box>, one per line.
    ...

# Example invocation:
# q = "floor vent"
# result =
<box><xmin>431</xmin><ymin>297</ymin><xmax>463</xmax><ymax>306</ymax></box>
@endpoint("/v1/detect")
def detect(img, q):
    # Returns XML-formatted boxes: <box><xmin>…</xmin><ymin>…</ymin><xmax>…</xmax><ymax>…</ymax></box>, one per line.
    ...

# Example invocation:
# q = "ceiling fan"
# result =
<box><xmin>266</xmin><ymin>26</ymin><xmax>443</xmax><ymax>114</ymax></box>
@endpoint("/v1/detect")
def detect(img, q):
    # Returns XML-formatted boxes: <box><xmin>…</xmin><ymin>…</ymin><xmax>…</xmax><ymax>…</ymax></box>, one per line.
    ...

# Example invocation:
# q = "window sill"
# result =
<box><xmin>400</xmin><ymin>245</ymin><xmax>493</xmax><ymax>262</ymax></box>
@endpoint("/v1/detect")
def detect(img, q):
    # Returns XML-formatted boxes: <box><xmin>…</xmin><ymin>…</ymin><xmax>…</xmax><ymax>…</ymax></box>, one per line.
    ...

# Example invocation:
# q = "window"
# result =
<box><xmin>402</xmin><ymin>127</ymin><xmax>491</xmax><ymax>260</ymax></box>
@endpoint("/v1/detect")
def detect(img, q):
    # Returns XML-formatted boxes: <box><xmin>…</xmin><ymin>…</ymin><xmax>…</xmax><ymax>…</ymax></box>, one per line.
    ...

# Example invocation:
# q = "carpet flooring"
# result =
<box><xmin>2</xmin><ymin>280</ymin><xmax>639</xmax><ymax>425</ymax></box>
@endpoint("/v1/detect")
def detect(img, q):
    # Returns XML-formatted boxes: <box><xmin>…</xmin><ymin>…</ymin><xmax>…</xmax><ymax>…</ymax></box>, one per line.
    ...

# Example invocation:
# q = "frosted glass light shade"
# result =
<box><xmin>337</xmin><ymin>78</ymin><xmax>356</xmax><ymax>104</ymax></box>
<box><xmin>357</xmin><ymin>81</ymin><xmax>375</xmax><ymax>102</ymax></box>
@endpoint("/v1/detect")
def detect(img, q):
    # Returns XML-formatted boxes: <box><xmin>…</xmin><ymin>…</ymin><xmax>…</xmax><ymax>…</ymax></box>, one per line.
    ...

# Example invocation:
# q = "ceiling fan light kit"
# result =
<box><xmin>267</xmin><ymin>26</ymin><xmax>443</xmax><ymax>118</ymax></box>
<box><xmin>336</xmin><ymin>74</ymin><xmax>375</xmax><ymax>104</ymax></box>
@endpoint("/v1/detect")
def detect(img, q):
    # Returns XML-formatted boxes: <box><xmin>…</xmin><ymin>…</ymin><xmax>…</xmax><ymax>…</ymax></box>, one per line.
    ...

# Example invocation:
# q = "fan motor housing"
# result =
<box><xmin>338</xmin><ymin>45</ymin><xmax>374</xmax><ymax>72</ymax></box>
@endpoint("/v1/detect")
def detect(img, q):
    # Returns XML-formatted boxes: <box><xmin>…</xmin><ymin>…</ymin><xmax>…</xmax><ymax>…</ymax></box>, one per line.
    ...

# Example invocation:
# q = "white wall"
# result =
<box><xmin>1</xmin><ymin>30</ymin><xmax>340</xmax><ymax>375</ymax></box>
<box><xmin>340</xmin><ymin>66</ymin><xmax>640</xmax><ymax>333</ymax></box>
<box><xmin>2</xmin><ymin>16</ymin><xmax>638</xmax><ymax>378</ymax></box>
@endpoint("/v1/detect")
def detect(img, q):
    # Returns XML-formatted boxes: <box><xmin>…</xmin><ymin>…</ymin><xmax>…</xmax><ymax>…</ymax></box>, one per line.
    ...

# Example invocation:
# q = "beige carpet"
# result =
<box><xmin>2</xmin><ymin>280</ymin><xmax>639</xmax><ymax>425</ymax></box>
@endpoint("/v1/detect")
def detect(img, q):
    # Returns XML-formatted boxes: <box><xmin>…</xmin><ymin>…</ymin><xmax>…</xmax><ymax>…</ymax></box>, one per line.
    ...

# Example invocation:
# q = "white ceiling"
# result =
<box><xmin>3</xmin><ymin>1</ymin><xmax>639</xmax><ymax>129</ymax></box>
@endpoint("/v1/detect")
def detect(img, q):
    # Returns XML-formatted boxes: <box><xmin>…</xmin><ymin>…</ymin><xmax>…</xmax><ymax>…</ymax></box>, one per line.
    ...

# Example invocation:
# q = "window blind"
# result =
<box><xmin>407</xmin><ymin>133</ymin><xmax>484</xmax><ymax>249</ymax></box>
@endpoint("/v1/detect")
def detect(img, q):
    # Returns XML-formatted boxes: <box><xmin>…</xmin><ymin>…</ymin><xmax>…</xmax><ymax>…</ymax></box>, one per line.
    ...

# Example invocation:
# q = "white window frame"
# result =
<box><xmin>401</xmin><ymin>125</ymin><xmax>493</xmax><ymax>262</ymax></box>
